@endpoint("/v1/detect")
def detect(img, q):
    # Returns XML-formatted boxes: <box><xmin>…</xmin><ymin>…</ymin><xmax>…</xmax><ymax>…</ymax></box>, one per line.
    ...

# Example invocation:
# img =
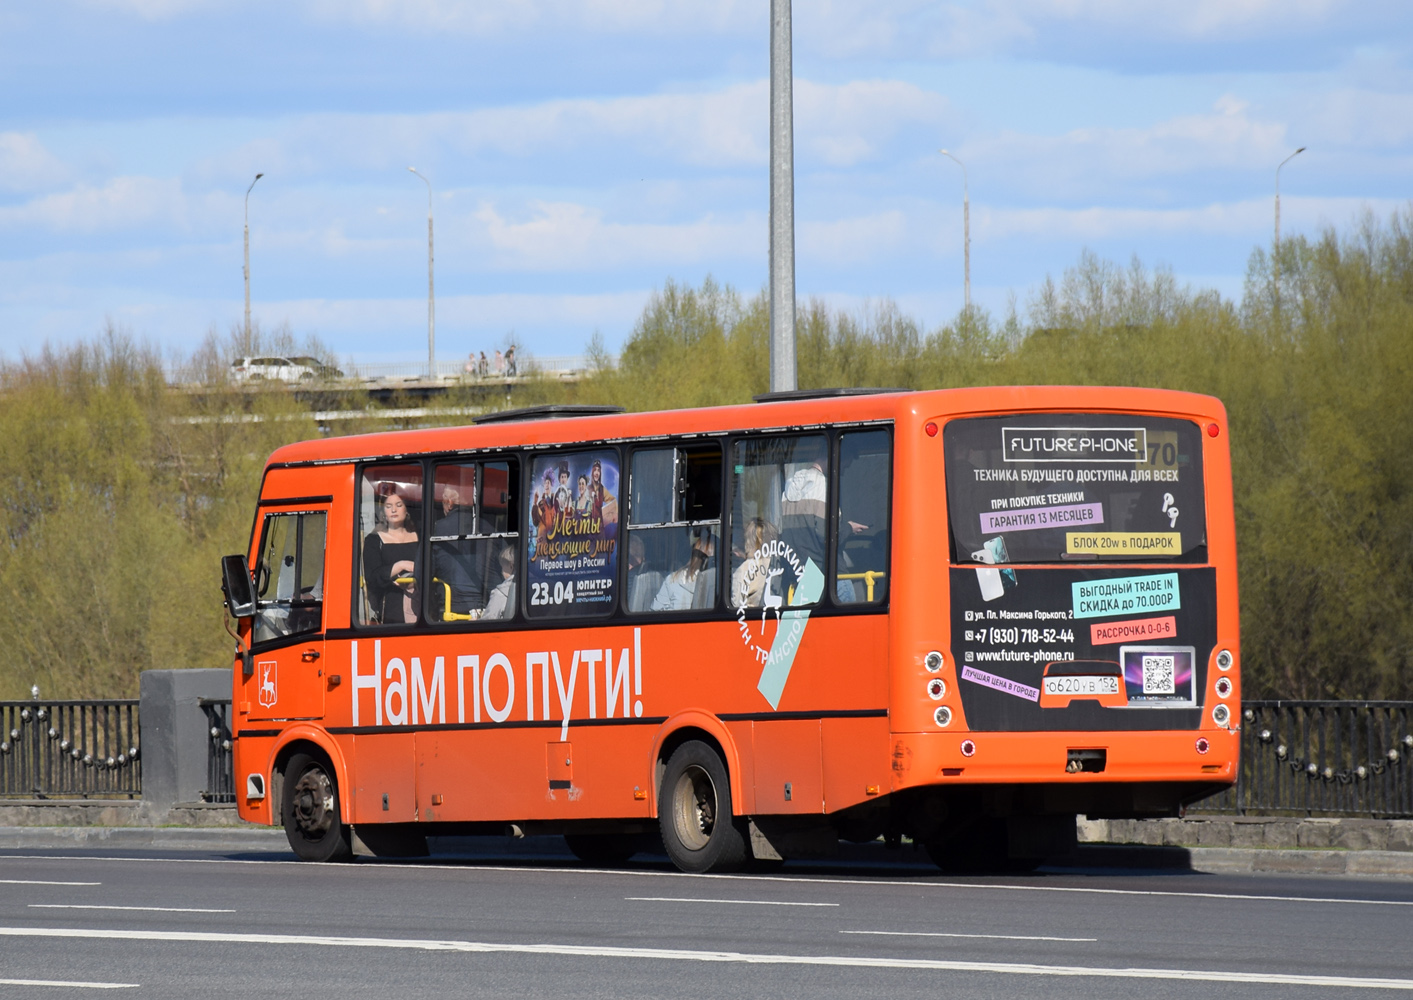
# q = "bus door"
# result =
<box><xmin>246</xmin><ymin>507</ymin><xmax>329</xmax><ymax>722</ymax></box>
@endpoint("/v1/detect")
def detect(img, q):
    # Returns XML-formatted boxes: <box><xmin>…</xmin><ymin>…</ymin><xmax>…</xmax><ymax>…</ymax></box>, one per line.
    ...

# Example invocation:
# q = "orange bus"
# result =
<box><xmin>220</xmin><ymin>386</ymin><xmax>1239</xmax><ymax>872</ymax></box>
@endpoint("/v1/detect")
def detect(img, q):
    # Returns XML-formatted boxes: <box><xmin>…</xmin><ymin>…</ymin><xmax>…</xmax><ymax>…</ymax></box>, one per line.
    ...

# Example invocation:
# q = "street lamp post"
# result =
<box><xmin>408</xmin><ymin>167</ymin><xmax>435</xmax><ymax>380</ymax></box>
<box><xmin>1274</xmin><ymin>147</ymin><xmax>1305</xmax><ymax>289</ymax></box>
<box><xmin>768</xmin><ymin>0</ymin><xmax>796</xmax><ymax>394</ymax></box>
<box><xmin>243</xmin><ymin>172</ymin><xmax>264</xmax><ymax>343</ymax></box>
<box><xmin>939</xmin><ymin>150</ymin><xmax>969</xmax><ymax>313</ymax></box>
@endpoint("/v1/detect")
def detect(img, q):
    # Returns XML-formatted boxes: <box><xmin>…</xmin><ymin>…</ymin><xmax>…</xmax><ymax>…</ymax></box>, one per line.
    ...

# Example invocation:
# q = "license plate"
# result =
<box><xmin>1043</xmin><ymin>675</ymin><xmax>1120</xmax><ymax>696</ymax></box>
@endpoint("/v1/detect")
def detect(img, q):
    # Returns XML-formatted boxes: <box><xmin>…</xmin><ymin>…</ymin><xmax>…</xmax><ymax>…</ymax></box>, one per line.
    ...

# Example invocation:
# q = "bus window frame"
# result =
<box><xmin>424</xmin><ymin>455</ymin><xmax>522</xmax><ymax>626</ymax></box>
<box><xmin>336</xmin><ymin>423</ymin><xmax>892</xmax><ymax>637</ymax></box>
<box><xmin>622</xmin><ymin>440</ymin><xmax>726</xmax><ymax>617</ymax></box>
<box><xmin>830</xmin><ymin>426</ymin><xmax>894</xmax><ymax>608</ymax></box>
<box><xmin>250</xmin><ymin>507</ymin><xmax>328</xmax><ymax>653</ymax></box>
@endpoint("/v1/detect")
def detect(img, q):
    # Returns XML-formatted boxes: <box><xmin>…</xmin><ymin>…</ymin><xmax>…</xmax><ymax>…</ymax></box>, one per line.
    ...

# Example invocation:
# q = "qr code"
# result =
<box><xmin>1142</xmin><ymin>655</ymin><xmax>1176</xmax><ymax>695</ymax></box>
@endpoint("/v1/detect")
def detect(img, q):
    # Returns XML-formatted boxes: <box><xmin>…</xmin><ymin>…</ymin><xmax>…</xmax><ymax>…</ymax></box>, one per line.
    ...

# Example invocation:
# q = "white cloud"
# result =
<box><xmin>959</xmin><ymin>96</ymin><xmax>1289</xmax><ymax>194</ymax></box>
<box><xmin>1008</xmin><ymin>0</ymin><xmax>1346</xmax><ymax>39</ymax></box>
<box><xmin>1308</xmin><ymin>90</ymin><xmax>1413</xmax><ymax>149</ymax></box>
<box><xmin>799</xmin><ymin>211</ymin><xmax>910</xmax><ymax>265</ymax></box>
<box><xmin>306</xmin><ymin>0</ymin><xmax>755</xmax><ymax>36</ymax></box>
<box><xmin>981</xmin><ymin>195</ymin><xmax>1404</xmax><ymax>242</ymax></box>
<box><xmin>0</xmin><ymin>133</ymin><xmax>71</xmax><ymax>194</ymax></box>
<box><xmin>474</xmin><ymin>200</ymin><xmax>761</xmax><ymax>271</ymax></box>
<box><xmin>78</xmin><ymin>0</ymin><xmax>229</xmax><ymax>18</ymax></box>
<box><xmin>190</xmin><ymin>77</ymin><xmax>949</xmax><ymax>184</ymax></box>
<box><xmin>0</xmin><ymin>177</ymin><xmax>188</xmax><ymax>232</ymax></box>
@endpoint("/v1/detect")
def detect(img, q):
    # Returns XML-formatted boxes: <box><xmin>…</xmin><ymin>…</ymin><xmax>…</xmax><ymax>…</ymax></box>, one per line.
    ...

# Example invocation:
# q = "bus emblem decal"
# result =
<box><xmin>257</xmin><ymin>661</ymin><xmax>277</xmax><ymax>708</ymax></box>
<box><xmin>736</xmin><ymin>541</ymin><xmax>825</xmax><ymax>710</ymax></box>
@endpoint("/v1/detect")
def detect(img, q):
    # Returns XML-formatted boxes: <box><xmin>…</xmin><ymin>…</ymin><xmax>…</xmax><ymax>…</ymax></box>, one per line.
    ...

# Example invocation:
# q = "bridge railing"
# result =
<box><xmin>5</xmin><ymin>692</ymin><xmax>1411</xmax><ymax>817</ymax></box>
<box><xmin>199</xmin><ymin>698</ymin><xmax>236</xmax><ymax>804</ymax></box>
<box><xmin>0</xmin><ymin>698</ymin><xmax>141</xmax><ymax>798</ymax></box>
<box><xmin>1194</xmin><ymin>701</ymin><xmax>1413</xmax><ymax>818</ymax></box>
<box><xmin>165</xmin><ymin>355</ymin><xmax>609</xmax><ymax>386</ymax></box>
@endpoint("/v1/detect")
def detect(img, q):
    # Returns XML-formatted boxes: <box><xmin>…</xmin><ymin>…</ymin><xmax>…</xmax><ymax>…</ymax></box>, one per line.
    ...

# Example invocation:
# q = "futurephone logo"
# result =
<box><xmin>1002</xmin><ymin>427</ymin><xmax>1146</xmax><ymax>463</ymax></box>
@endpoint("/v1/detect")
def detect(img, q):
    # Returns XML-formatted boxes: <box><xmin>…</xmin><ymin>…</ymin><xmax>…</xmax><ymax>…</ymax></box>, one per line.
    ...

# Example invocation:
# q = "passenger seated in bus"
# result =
<box><xmin>732</xmin><ymin>517</ymin><xmax>779</xmax><ymax>608</ymax></box>
<box><xmin>650</xmin><ymin>530</ymin><xmax>715</xmax><ymax>612</ymax></box>
<box><xmin>481</xmin><ymin>544</ymin><xmax>517</xmax><ymax>620</ymax></box>
<box><xmin>362</xmin><ymin>489</ymin><xmax>420</xmax><ymax>624</ymax></box>
<box><xmin>432</xmin><ymin>485</ymin><xmax>491</xmax><ymax>617</ymax></box>
<box><xmin>625</xmin><ymin>535</ymin><xmax>663</xmax><ymax>613</ymax></box>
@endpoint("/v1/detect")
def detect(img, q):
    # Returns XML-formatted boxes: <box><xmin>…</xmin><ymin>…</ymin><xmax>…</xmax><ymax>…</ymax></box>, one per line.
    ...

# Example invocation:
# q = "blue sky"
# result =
<box><xmin>1</xmin><ymin>0</ymin><xmax>1409</xmax><ymax>365</ymax></box>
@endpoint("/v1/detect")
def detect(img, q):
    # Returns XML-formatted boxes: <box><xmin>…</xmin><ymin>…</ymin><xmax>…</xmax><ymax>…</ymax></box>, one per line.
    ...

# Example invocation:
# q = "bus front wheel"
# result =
<box><xmin>282</xmin><ymin>752</ymin><xmax>353</xmax><ymax>862</ymax></box>
<box><xmin>658</xmin><ymin>741</ymin><xmax>747</xmax><ymax>874</ymax></box>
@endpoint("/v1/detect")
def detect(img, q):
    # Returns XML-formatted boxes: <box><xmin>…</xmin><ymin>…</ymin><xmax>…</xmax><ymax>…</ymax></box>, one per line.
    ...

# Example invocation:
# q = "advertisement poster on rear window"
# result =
<box><xmin>942</xmin><ymin>413</ymin><xmax>1215</xmax><ymax>731</ymax></box>
<box><xmin>944</xmin><ymin>413</ymin><xmax>1207</xmax><ymax>565</ymax></box>
<box><xmin>526</xmin><ymin>449</ymin><xmax>620</xmax><ymax>618</ymax></box>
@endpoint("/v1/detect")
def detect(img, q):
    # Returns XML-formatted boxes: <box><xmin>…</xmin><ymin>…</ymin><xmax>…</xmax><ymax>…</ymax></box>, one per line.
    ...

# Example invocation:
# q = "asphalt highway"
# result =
<box><xmin>1</xmin><ymin>846</ymin><xmax>1411</xmax><ymax>998</ymax></box>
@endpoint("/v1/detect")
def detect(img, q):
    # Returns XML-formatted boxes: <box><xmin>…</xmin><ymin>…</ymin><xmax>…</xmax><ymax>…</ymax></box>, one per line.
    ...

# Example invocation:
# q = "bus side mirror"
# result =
<box><xmin>221</xmin><ymin>555</ymin><xmax>257</xmax><ymax>618</ymax></box>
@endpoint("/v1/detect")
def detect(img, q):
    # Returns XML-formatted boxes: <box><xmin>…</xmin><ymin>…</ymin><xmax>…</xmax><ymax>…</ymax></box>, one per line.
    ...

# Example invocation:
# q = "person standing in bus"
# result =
<box><xmin>362</xmin><ymin>489</ymin><xmax>420</xmax><ymax>624</ymax></box>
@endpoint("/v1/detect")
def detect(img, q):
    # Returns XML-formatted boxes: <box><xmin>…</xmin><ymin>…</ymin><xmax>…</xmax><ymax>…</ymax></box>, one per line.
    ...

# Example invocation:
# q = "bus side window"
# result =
<box><xmin>626</xmin><ymin>445</ymin><xmax>722</xmax><ymax>613</ymax></box>
<box><xmin>730</xmin><ymin>434</ymin><xmax>828</xmax><ymax>610</ymax></box>
<box><xmin>835</xmin><ymin>429</ymin><xmax>891</xmax><ymax>605</ymax></box>
<box><xmin>253</xmin><ymin>511</ymin><xmax>326</xmax><ymax>645</ymax></box>
<box><xmin>357</xmin><ymin>463</ymin><xmax>424</xmax><ymax>626</ymax></box>
<box><xmin>429</xmin><ymin>458</ymin><xmax>520</xmax><ymax>623</ymax></box>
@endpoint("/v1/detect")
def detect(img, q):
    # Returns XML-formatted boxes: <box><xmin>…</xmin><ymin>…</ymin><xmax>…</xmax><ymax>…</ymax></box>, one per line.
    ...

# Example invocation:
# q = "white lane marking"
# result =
<box><xmin>627</xmin><ymin>897</ymin><xmax>838</xmax><ymax>907</ymax></box>
<box><xmin>0</xmin><ymin>978</ymin><xmax>136</xmax><ymax>989</ymax></box>
<box><xmin>843</xmin><ymin>929</ymin><xmax>1097</xmax><ymax>943</ymax></box>
<box><xmin>29</xmin><ymin>905</ymin><xmax>235</xmax><ymax>914</ymax></box>
<box><xmin>0</xmin><ymin>879</ymin><xmax>100</xmax><ymax>886</ymax></box>
<box><xmin>0</xmin><ymin>926</ymin><xmax>1408</xmax><ymax>990</ymax></box>
<box><xmin>4</xmin><ymin>855</ymin><xmax>1412</xmax><ymax>909</ymax></box>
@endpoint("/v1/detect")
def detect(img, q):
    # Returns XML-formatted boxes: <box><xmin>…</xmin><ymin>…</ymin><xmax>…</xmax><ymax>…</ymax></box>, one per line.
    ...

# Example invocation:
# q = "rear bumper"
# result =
<box><xmin>890</xmin><ymin>727</ymin><xmax>1239</xmax><ymax>788</ymax></box>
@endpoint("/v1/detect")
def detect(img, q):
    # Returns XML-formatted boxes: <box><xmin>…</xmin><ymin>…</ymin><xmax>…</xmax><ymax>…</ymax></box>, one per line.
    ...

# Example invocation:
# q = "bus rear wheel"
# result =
<box><xmin>658</xmin><ymin>741</ymin><xmax>747</xmax><ymax>874</ymax></box>
<box><xmin>282</xmin><ymin>752</ymin><xmax>352</xmax><ymax>862</ymax></box>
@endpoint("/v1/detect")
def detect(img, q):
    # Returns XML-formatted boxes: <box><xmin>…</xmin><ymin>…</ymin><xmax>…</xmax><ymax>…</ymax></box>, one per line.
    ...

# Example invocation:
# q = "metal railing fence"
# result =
<box><xmin>199</xmin><ymin>698</ymin><xmax>236</xmax><ymax>804</ymax></box>
<box><xmin>3</xmin><ymin>695</ymin><xmax>1411</xmax><ymax>815</ymax></box>
<box><xmin>1195</xmin><ymin>701</ymin><xmax>1413</xmax><ymax>818</ymax></box>
<box><xmin>0</xmin><ymin>699</ymin><xmax>141</xmax><ymax>799</ymax></box>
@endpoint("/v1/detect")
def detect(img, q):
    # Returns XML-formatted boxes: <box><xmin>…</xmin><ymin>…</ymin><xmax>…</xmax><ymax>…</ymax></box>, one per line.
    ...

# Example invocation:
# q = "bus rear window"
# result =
<box><xmin>944</xmin><ymin>414</ymin><xmax>1206</xmax><ymax>565</ymax></box>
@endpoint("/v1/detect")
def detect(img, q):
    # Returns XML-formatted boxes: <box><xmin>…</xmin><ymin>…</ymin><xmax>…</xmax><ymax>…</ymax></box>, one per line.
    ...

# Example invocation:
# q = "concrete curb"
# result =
<box><xmin>1185</xmin><ymin>846</ymin><xmax>1413</xmax><ymax>877</ymax></box>
<box><xmin>3</xmin><ymin>826</ymin><xmax>1413</xmax><ymax>877</ymax></box>
<box><xmin>0</xmin><ymin>825</ymin><xmax>290</xmax><ymax>852</ymax></box>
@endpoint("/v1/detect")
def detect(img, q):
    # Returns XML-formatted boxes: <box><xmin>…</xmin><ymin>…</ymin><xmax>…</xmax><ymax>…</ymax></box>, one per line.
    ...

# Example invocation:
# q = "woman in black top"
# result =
<box><xmin>363</xmin><ymin>490</ymin><xmax>420</xmax><ymax>624</ymax></box>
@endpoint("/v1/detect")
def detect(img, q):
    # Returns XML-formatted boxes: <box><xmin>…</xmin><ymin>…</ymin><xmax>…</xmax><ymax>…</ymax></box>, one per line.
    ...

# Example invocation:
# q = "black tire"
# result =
<box><xmin>282</xmin><ymin>752</ymin><xmax>353</xmax><ymax>862</ymax></box>
<box><xmin>563</xmin><ymin>833</ymin><xmax>639</xmax><ymax>867</ymax></box>
<box><xmin>658</xmin><ymin>740</ymin><xmax>747</xmax><ymax>873</ymax></box>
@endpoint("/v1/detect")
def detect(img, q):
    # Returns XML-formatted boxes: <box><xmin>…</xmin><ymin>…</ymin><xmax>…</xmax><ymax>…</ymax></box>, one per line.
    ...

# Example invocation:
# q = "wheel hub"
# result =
<box><xmin>291</xmin><ymin>768</ymin><xmax>335</xmax><ymax>838</ymax></box>
<box><xmin>672</xmin><ymin>764</ymin><xmax>716</xmax><ymax>851</ymax></box>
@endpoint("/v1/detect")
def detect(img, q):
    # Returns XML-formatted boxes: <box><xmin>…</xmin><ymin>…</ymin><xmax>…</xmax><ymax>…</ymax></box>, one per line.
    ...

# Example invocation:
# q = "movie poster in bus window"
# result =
<box><xmin>526</xmin><ymin>450</ymin><xmax>620</xmax><ymax>617</ymax></box>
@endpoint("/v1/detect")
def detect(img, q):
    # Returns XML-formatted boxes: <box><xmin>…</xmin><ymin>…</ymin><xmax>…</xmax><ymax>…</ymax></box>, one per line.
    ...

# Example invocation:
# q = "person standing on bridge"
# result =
<box><xmin>494</xmin><ymin>349</ymin><xmax>504</xmax><ymax>375</ymax></box>
<box><xmin>505</xmin><ymin>346</ymin><xmax>517</xmax><ymax>377</ymax></box>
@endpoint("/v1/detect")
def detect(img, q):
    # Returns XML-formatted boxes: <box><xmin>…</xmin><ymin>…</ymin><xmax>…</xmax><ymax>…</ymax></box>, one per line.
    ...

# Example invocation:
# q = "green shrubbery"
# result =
<box><xmin>4</xmin><ymin>210</ymin><xmax>1410</xmax><ymax>699</ymax></box>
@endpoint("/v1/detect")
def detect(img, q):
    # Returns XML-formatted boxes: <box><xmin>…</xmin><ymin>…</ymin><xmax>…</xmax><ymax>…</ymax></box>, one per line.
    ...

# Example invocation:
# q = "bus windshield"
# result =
<box><xmin>944</xmin><ymin>413</ymin><xmax>1207</xmax><ymax>564</ymax></box>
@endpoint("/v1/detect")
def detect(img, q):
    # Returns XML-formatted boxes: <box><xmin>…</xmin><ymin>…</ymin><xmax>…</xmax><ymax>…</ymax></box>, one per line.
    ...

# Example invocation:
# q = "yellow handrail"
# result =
<box><xmin>837</xmin><ymin>570</ymin><xmax>886</xmax><ymax>602</ymax></box>
<box><xmin>435</xmin><ymin>577</ymin><xmax>477</xmax><ymax>621</ymax></box>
